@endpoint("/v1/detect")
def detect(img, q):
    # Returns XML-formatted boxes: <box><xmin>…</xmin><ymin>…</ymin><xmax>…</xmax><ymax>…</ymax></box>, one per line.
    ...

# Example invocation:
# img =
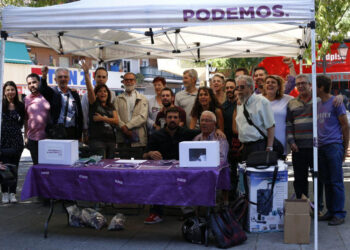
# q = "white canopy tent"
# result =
<box><xmin>0</xmin><ymin>0</ymin><xmax>318</xmax><ymax>248</ymax></box>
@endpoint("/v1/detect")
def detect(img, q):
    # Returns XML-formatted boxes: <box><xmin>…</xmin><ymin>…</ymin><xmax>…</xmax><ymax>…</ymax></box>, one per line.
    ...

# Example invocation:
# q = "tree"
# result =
<box><xmin>305</xmin><ymin>0</ymin><xmax>350</xmax><ymax>60</ymax></box>
<box><xmin>0</xmin><ymin>0</ymin><xmax>75</xmax><ymax>28</ymax></box>
<box><xmin>207</xmin><ymin>57</ymin><xmax>264</xmax><ymax>78</ymax></box>
<box><xmin>0</xmin><ymin>0</ymin><xmax>72</xmax><ymax>8</ymax></box>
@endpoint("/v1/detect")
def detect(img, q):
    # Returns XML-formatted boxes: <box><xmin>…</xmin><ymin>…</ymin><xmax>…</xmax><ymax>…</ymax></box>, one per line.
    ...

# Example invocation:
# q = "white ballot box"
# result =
<box><xmin>39</xmin><ymin>139</ymin><xmax>79</xmax><ymax>165</ymax></box>
<box><xmin>179</xmin><ymin>141</ymin><xmax>220</xmax><ymax>167</ymax></box>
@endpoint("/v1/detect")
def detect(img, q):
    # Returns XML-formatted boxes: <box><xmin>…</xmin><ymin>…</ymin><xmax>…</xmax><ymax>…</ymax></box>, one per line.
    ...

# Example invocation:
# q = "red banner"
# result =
<box><xmin>259</xmin><ymin>42</ymin><xmax>350</xmax><ymax>77</ymax></box>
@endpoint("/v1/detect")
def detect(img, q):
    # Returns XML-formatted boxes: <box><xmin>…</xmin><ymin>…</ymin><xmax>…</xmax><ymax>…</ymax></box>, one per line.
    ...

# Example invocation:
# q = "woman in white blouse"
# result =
<box><xmin>262</xmin><ymin>75</ymin><xmax>293</xmax><ymax>158</ymax></box>
<box><xmin>147</xmin><ymin>77</ymin><xmax>166</xmax><ymax>134</ymax></box>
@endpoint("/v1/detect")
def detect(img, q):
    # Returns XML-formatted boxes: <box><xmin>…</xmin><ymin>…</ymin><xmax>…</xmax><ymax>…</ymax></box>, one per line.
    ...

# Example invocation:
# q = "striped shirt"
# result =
<box><xmin>286</xmin><ymin>96</ymin><xmax>313</xmax><ymax>148</ymax></box>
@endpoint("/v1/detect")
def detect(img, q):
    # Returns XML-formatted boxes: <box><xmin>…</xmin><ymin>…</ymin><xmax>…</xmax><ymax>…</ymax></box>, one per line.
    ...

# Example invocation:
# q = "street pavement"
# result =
<box><xmin>1</xmin><ymin>149</ymin><xmax>350</xmax><ymax>250</ymax></box>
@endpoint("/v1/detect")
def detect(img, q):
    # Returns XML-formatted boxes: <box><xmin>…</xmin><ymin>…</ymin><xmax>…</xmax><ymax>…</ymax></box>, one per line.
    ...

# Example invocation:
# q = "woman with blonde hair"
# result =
<box><xmin>211</xmin><ymin>73</ymin><xmax>226</xmax><ymax>104</ymax></box>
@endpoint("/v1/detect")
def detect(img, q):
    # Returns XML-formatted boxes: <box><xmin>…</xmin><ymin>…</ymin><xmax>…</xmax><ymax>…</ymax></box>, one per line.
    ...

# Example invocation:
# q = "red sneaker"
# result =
<box><xmin>144</xmin><ymin>213</ymin><xmax>163</xmax><ymax>224</ymax></box>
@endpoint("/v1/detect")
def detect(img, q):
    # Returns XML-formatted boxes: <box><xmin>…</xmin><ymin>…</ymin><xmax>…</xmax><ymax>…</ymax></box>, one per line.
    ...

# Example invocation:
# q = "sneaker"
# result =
<box><xmin>9</xmin><ymin>193</ymin><xmax>17</xmax><ymax>203</ymax></box>
<box><xmin>2</xmin><ymin>193</ymin><xmax>9</xmax><ymax>204</ymax></box>
<box><xmin>144</xmin><ymin>213</ymin><xmax>163</xmax><ymax>224</ymax></box>
<box><xmin>328</xmin><ymin>217</ymin><xmax>345</xmax><ymax>226</ymax></box>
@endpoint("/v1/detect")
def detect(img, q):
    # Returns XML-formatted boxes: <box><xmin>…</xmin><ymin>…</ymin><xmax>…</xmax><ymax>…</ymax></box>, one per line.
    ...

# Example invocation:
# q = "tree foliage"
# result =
<box><xmin>306</xmin><ymin>0</ymin><xmax>350</xmax><ymax>59</ymax></box>
<box><xmin>0</xmin><ymin>0</ymin><xmax>72</xmax><ymax>8</ymax></box>
<box><xmin>207</xmin><ymin>57</ymin><xmax>264</xmax><ymax>78</ymax></box>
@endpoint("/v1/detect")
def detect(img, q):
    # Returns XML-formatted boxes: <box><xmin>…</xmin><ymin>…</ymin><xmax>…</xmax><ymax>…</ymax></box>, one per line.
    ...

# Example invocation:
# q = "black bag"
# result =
<box><xmin>208</xmin><ymin>208</ymin><xmax>247</xmax><ymax>248</ymax></box>
<box><xmin>271</xmin><ymin>139</ymin><xmax>284</xmax><ymax>159</ymax></box>
<box><xmin>0</xmin><ymin>164</ymin><xmax>16</xmax><ymax>185</ymax></box>
<box><xmin>243</xmin><ymin>105</ymin><xmax>284</xmax><ymax>158</ymax></box>
<box><xmin>182</xmin><ymin>216</ymin><xmax>207</xmax><ymax>245</ymax></box>
<box><xmin>246</xmin><ymin>151</ymin><xmax>278</xmax><ymax>167</ymax></box>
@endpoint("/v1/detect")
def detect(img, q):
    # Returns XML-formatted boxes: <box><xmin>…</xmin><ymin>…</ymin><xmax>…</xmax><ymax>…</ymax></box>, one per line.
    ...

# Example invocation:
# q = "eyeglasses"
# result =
<box><xmin>296</xmin><ymin>81</ymin><xmax>308</xmax><ymax>87</ymax></box>
<box><xmin>123</xmin><ymin>78</ymin><xmax>135</xmax><ymax>82</ymax></box>
<box><xmin>235</xmin><ymin>85</ymin><xmax>246</xmax><ymax>90</ymax></box>
<box><xmin>200</xmin><ymin>118</ymin><xmax>215</xmax><ymax>123</ymax></box>
<box><xmin>57</xmin><ymin>75</ymin><xmax>69</xmax><ymax>79</ymax></box>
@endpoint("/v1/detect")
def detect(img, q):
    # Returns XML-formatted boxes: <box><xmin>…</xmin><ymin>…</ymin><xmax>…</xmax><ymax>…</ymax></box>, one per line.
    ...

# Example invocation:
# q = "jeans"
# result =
<box><xmin>319</xmin><ymin>143</ymin><xmax>346</xmax><ymax>219</ymax></box>
<box><xmin>292</xmin><ymin>148</ymin><xmax>323</xmax><ymax>211</ymax></box>
<box><xmin>27</xmin><ymin>139</ymin><xmax>39</xmax><ymax>165</ymax></box>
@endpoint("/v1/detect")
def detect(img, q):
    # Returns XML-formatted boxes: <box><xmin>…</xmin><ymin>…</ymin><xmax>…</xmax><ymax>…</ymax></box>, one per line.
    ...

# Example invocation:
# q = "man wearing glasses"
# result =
<box><xmin>235</xmin><ymin>75</ymin><xmax>275</xmax><ymax>161</ymax></box>
<box><xmin>286</xmin><ymin>74</ymin><xmax>343</xmax><ymax>213</ymax></box>
<box><xmin>193</xmin><ymin>111</ymin><xmax>229</xmax><ymax>162</ymax></box>
<box><xmin>286</xmin><ymin>75</ymin><xmax>314</xmax><ymax>202</ymax></box>
<box><xmin>114</xmin><ymin>72</ymin><xmax>148</xmax><ymax>159</ymax></box>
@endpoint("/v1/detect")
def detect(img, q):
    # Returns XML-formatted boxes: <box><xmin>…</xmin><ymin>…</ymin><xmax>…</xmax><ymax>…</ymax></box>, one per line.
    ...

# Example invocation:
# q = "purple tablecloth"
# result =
<box><xmin>21</xmin><ymin>160</ymin><xmax>230</xmax><ymax>206</ymax></box>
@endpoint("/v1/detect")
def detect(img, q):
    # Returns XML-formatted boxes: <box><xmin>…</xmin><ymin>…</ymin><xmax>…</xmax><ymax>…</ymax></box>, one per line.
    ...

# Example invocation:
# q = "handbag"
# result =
<box><xmin>182</xmin><ymin>216</ymin><xmax>207</xmax><ymax>245</ymax></box>
<box><xmin>246</xmin><ymin>151</ymin><xmax>278</xmax><ymax>167</ymax></box>
<box><xmin>243</xmin><ymin>105</ymin><xmax>284</xmax><ymax>158</ymax></box>
<box><xmin>208</xmin><ymin>207</ymin><xmax>247</xmax><ymax>248</ymax></box>
<box><xmin>0</xmin><ymin>164</ymin><xmax>16</xmax><ymax>185</ymax></box>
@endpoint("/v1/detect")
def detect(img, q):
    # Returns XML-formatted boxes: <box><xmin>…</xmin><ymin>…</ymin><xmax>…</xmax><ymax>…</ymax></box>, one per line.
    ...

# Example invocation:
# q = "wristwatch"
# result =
<box><xmin>266</xmin><ymin>146</ymin><xmax>273</xmax><ymax>151</ymax></box>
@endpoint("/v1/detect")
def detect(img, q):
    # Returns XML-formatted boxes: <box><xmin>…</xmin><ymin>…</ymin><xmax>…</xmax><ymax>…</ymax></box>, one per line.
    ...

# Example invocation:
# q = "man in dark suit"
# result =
<box><xmin>39</xmin><ymin>66</ymin><xmax>83</xmax><ymax>140</ymax></box>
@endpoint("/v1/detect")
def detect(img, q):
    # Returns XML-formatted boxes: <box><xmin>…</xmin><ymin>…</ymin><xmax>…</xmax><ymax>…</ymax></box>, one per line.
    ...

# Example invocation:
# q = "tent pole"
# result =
<box><xmin>32</xmin><ymin>33</ymin><xmax>62</xmax><ymax>54</ymax></box>
<box><xmin>310</xmin><ymin>21</ymin><xmax>318</xmax><ymax>250</ymax></box>
<box><xmin>0</xmin><ymin>33</ymin><xmax>6</xmax><ymax>146</ymax></box>
<box><xmin>181</xmin><ymin>26</ymin><xmax>300</xmax><ymax>40</ymax></box>
<box><xmin>205</xmin><ymin>61</ymin><xmax>209</xmax><ymax>87</ymax></box>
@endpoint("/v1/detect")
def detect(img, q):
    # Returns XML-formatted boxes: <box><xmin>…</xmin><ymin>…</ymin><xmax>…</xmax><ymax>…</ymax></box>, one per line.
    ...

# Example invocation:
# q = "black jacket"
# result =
<box><xmin>39</xmin><ymin>78</ymin><xmax>83</xmax><ymax>140</ymax></box>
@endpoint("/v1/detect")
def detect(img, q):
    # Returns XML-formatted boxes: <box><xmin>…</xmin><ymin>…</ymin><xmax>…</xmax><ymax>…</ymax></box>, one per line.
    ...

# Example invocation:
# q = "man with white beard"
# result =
<box><xmin>114</xmin><ymin>72</ymin><xmax>148</xmax><ymax>159</ymax></box>
<box><xmin>235</xmin><ymin>75</ymin><xmax>275</xmax><ymax>161</ymax></box>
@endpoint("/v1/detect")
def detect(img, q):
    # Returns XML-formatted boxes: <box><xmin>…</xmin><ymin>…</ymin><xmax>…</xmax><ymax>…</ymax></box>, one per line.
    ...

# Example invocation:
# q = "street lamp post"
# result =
<box><xmin>338</xmin><ymin>42</ymin><xmax>349</xmax><ymax>61</ymax></box>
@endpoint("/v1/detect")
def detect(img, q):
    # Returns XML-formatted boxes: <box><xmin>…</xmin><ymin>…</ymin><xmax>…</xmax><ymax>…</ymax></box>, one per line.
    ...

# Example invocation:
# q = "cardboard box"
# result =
<box><xmin>284</xmin><ymin>199</ymin><xmax>310</xmax><ymax>244</ymax></box>
<box><xmin>179</xmin><ymin>141</ymin><xmax>219</xmax><ymax>167</ymax></box>
<box><xmin>39</xmin><ymin>139</ymin><xmax>79</xmax><ymax>165</ymax></box>
<box><xmin>238</xmin><ymin>162</ymin><xmax>288</xmax><ymax>232</ymax></box>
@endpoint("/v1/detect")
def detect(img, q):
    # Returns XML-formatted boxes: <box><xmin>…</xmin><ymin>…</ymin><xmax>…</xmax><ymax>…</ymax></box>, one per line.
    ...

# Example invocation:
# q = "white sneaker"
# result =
<box><xmin>9</xmin><ymin>193</ymin><xmax>17</xmax><ymax>203</ymax></box>
<box><xmin>2</xmin><ymin>193</ymin><xmax>9</xmax><ymax>204</ymax></box>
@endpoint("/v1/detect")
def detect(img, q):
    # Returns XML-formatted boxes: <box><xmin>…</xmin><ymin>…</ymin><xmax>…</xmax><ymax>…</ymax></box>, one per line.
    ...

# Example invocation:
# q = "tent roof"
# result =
<box><xmin>0</xmin><ymin>0</ymin><xmax>314</xmax><ymax>61</ymax></box>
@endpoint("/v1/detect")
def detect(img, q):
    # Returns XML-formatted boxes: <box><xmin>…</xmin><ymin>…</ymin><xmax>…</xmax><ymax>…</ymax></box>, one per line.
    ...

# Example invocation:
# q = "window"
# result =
<box><xmin>123</xmin><ymin>60</ymin><xmax>131</xmax><ymax>72</ymax></box>
<box><xmin>141</xmin><ymin>59</ymin><xmax>149</xmax><ymax>67</ymax></box>
<box><xmin>49</xmin><ymin>55</ymin><xmax>54</xmax><ymax>66</ymax></box>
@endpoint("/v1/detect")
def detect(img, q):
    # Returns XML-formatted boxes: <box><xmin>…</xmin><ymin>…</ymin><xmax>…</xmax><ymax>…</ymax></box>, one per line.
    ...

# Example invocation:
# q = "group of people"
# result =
<box><xmin>0</xmin><ymin>58</ymin><xmax>348</xmax><ymax>227</ymax></box>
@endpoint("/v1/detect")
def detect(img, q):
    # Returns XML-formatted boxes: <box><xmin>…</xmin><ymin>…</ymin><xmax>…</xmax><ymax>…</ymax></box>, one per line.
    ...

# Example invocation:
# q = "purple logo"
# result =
<box><xmin>183</xmin><ymin>5</ymin><xmax>285</xmax><ymax>22</ymax></box>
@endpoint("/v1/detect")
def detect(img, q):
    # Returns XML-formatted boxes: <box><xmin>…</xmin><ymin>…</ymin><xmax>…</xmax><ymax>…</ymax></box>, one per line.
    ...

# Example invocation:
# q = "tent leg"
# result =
<box><xmin>0</xmin><ymin>32</ymin><xmax>7</xmax><ymax>146</ymax></box>
<box><xmin>310</xmin><ymin>22</ymin><xmax>318</xmax><ymax>250</ymax></box>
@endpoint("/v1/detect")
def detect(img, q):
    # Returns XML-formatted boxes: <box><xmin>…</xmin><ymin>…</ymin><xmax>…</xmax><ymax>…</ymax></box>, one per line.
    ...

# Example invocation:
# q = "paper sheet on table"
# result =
<box><xmin>104</xmin><ymin>164</ymin><xmax>136</xmax><ymax>169</ymax></box>
<box><xmin>115</xmin><ymin>159</ymin><xmax>147</xmax><ymax>164</ymax></box>
<box><xmin>137</xmin><ymin>165</ymin><xmax>172</xmax><ymax>170</ymax></box>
